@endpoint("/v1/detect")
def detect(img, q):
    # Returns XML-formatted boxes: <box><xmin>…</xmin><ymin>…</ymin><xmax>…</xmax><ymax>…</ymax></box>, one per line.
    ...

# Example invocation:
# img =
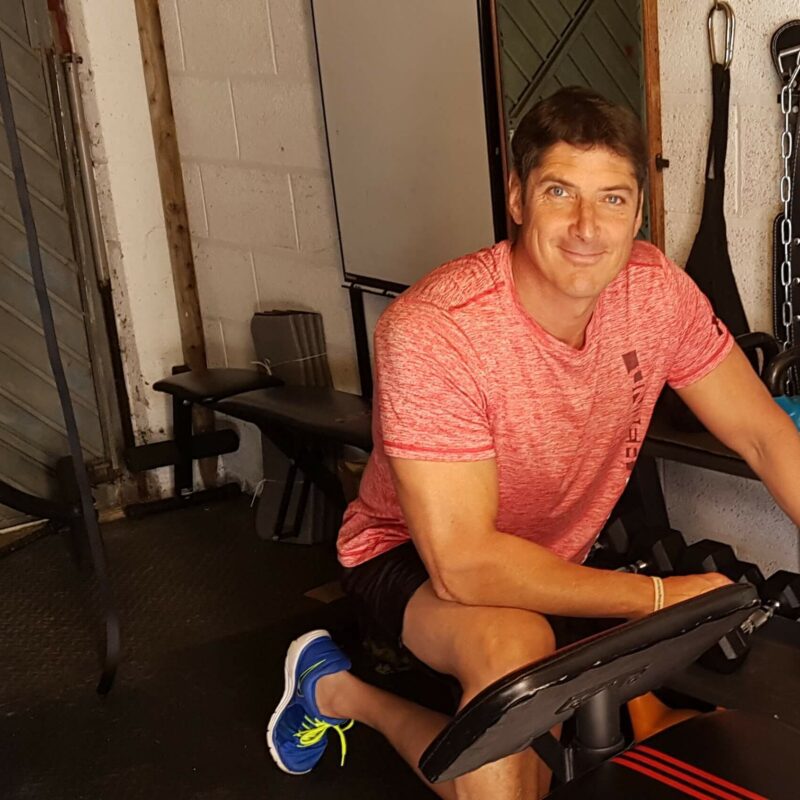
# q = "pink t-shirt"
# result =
<box><xmin>337</xmin><ymin>240</ymin><xmax>733</xmax><ymax>568</ymax></box>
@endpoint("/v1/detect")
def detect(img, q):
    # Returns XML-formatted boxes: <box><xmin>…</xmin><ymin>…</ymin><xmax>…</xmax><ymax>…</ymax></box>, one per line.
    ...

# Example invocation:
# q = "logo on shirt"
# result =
<box><xmin>622</xmin><ymin>350</ymin><xmax>645</xmax><ymax>472</ymax></box>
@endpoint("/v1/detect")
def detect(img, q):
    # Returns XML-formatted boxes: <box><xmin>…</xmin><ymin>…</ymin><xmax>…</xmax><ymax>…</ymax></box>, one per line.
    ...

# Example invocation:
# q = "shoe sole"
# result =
<box><xmin>266</xmin><ymin>628</ymin><xmax>331</xmax><ymax>775</ymax></box>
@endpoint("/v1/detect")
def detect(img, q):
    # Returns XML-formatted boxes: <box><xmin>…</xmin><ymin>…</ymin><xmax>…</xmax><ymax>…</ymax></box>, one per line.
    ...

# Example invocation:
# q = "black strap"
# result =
<box><xmin>0</xmin><ymin>39</ymin><xmax>119</xmax><ymax>693</ymax></box>
<box><xmin>706</xmin><ymin>64</ymin><xmax>730</xmax><ymax>189</ymax></box>
<box><xmin>685</xmin><ymin>63</ymin><xmax>750</xmax><ymax>338</ymax></box>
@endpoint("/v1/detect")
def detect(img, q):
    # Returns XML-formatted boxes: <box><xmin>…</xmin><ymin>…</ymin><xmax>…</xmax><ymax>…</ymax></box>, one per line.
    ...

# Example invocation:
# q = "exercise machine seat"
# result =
<box><xmin>214</xmin><ymin>386</ymin><xmax>373</xmax><ymax>451</ymax></box>
<box><xmin>153</xmin><ymin>368</ymin><xmax>279</xmax><ymax>403</ymax></box>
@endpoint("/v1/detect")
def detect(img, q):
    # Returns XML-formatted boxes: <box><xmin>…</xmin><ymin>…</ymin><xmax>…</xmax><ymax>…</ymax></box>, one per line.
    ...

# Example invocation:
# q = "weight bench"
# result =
<box><xmin>214</xmin><ymin>385</ymin><xmax>372</xmax><ymax>537</ymax></box>
<box><xmin>126</xmin><ymin>367</ymin><xmax>372</xmax><ymax>537</ymax></box>
<box><xmin>421</xmin><ymin>583</ymin><xmax>800</xmax><ymax>798</ymax></box>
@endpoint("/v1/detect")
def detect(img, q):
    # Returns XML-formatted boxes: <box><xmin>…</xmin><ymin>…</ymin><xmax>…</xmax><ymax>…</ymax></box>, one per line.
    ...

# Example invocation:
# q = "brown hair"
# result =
<box><xmin>511</xmin><ymin>86</ymin><xmax>648</xmax><ymax>190</ymax></box>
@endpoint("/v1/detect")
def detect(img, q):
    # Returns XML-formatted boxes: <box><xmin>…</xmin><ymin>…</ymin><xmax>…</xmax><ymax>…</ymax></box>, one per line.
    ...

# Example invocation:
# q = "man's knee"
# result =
<box><xmin>458</xmin><ymin>611</ymin><xmax>556</xmax><ymax>692</ymax></box>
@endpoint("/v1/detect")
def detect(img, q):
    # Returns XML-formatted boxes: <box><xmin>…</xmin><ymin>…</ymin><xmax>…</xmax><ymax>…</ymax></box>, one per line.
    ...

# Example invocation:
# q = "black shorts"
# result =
<box><xmin>340</xmin><ymin>541</ymin><xmax>612</xmax><ymax>649</ymax></box>
<box><xmin>340</xmin><ymin>541</ymin><xmax>428</xmax><ymax>646</ymax></box>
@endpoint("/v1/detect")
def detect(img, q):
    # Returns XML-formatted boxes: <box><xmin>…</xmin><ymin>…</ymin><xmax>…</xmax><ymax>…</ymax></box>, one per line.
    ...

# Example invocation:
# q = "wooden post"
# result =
<box><xmin>642</xmin><ymin>0</ymin><xmax>666</xmax><ymax>253</ymax></box>
<box><xmin>134</xmin><ymin>0</ymin><xmax>217</xmax><ymax>487</ymax></box>
<box><xmin>133</xmin><ymin>0</ymin><xmax>207</xmax><ymax>372</ymax></box>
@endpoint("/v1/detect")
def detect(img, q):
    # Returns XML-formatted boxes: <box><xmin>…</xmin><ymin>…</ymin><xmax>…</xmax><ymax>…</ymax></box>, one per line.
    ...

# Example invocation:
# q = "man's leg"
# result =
<box><xmin>317</xmin><ymin>671</ymin><xmax>457</xmax><ymax>799</ymax></box>
<box><xmin>317</xmin><ymin>580</ymin><xmax>557</xmax><ymax>800</ymax></box>
<box><xmin>402</xmin><ymin>581</ymin><xmax>557</xmax><ymax>799</ymax></box>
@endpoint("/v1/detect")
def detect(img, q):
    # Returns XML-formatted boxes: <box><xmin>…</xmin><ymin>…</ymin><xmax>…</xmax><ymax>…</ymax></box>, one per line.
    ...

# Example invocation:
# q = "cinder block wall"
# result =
<box><xmin>159</xmin><ymin>0</ymin><xmax>357</xmax><ymax>383</ymax></box>
<box><xmin>658</xmin><ymin>0</ymin><xmax>799</xmax><ymax>571</ymax></box>
<box><xmin>159</xmin><ymin>0</ymin><xmax>359</xmax><ymax>484</ymax></box>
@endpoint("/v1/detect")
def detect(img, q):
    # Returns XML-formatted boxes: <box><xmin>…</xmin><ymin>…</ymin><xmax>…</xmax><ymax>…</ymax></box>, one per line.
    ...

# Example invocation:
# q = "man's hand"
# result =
<box><xmin>662</xmin><ymin>572</ymin><xmax>733</xmax><ymax>609</ymax></box>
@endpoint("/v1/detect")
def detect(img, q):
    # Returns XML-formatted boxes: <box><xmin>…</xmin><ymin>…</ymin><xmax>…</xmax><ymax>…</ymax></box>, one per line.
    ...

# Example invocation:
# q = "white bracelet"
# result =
<box><xmin>651</xmin><ymin>575</ymin><xmax>665</xmax><ymax>612</ymax></box>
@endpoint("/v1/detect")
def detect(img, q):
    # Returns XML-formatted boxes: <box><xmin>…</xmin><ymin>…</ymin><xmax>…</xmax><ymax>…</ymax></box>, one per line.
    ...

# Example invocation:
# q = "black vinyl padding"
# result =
<box><xmin>420</xmin><ymin>584</ymin><xmax>759</xmax><ymax>783</ymax></box>
<box><xmin>643</xmin><ymin>408</ymin><xmax>755</xmax><ymax>479</ymax></box>
<box><xmin>214</xmin><ymin>386</ymin><xmax>373</xmax><ymax>451</ymax></box>
<box><xmin>153</xmin><ymin>368</ymin><xmax>280</xmax><ymax>403</ymax></box>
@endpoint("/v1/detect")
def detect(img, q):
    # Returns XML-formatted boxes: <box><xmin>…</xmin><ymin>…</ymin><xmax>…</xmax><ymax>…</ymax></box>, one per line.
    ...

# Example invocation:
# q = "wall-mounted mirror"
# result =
<box><xmin>498</xmin><ymin>1</ymin><xmax>643</xmax><ymax>137</ymax></box>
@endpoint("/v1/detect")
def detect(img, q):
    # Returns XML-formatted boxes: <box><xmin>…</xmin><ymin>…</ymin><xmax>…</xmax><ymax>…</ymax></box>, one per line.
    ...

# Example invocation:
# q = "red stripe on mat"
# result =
<box><xmin>622</xmin><ymin>751</ymin><xmax>751</xmax><ymax>800</ymax></box>
<box><xmin>613</xmin><ymin>756</ymin><xmax>720</xmax><ymax>800</ymax></box>
<box><xmin>636</xmin><ymin>745</ymin><xmax>767</xmax><ymax>800</ymax></box>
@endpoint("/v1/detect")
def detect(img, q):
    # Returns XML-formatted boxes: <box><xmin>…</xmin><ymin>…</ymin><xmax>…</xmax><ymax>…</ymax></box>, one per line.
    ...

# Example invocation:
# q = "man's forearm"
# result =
<box><xmin>746</xmin><ymin>414</ymin><xmax>800</xmax><ymax>528</ymax></box>
<box><xmin>438</xmin><ymin>529</ymin><xmax>655</xmax><ymax>618</ymax></box>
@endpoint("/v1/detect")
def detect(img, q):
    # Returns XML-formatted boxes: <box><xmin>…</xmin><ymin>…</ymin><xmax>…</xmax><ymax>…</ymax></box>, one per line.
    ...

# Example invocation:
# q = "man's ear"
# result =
<box><xmin>508</xmin><ymin>170</ymin><xmax>524</xmax><ymax>226</ymax></box>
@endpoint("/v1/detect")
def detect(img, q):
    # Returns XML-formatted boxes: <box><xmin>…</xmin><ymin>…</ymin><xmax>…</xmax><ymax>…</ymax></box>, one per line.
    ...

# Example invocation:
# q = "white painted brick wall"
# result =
<box><xmin>176</xmin><ymin>0</ymin><xmax>274</xmax><ymax>75</ymax></box>
<box><xmin>231</xmin><ymin>80</ymin><xmax>328</xmax><ymax>168</ymax></box>
<box><xmin>659</xmin><ymin>0</ymin><xmax>799</xmax><ymax>570</ymax></box>
<box><xmin>170</xmin><ymin>76</ymin><xmax>239</xmax><ymax>160</ymax></box>
<box><xmin>159</xmin><ymin>0</ymin><xmax>358</xmax><ymax>487</ymax></box>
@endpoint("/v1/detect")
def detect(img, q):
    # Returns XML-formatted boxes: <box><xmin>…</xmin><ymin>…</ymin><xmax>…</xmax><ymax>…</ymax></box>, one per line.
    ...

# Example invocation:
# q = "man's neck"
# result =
<box><xmin>511</xmin><ymin>252</ymin><xmax>598</xmax><ymax>350</ymax></box>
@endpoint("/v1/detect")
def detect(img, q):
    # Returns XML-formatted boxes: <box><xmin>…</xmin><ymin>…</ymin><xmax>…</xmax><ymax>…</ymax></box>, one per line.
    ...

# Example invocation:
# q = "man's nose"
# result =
<box><xmin>570</xmin><ymin>198</ymin><xmax>598</xmax><ymax>241</ymax></box>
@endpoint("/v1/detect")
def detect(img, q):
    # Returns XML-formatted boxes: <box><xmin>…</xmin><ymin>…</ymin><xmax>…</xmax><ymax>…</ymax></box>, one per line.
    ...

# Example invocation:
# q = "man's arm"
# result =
<box><xmin>677</xmin><ymin>344</ymin><xmax>800</xmax><ymax>528</ymax></box>
<box><xmin>389</xmin><ymin>456</ymin><xmax>728</xmax><ymax>619</ymax></box>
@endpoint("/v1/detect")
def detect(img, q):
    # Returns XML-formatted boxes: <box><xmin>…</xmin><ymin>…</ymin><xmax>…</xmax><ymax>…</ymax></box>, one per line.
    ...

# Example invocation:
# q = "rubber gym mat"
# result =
<box><xmin>0</xmin><ymin>498</ymin><xmax>435</xmax><ymax>799</ymax></box>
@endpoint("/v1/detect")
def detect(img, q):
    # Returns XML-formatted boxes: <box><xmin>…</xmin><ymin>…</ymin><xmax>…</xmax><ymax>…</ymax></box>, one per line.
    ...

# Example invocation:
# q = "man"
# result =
<box><xmin>267</xmin><ymin>87</ymin><xmax>800</xmax><ymax>799</ymax></box>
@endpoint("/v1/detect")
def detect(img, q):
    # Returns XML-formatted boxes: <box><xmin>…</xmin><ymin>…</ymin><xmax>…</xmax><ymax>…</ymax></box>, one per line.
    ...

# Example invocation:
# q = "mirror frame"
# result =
<box><xmin>642</xmin><ymin>0</ymin><xmax>665</xmax><ymax>251</ymax></box>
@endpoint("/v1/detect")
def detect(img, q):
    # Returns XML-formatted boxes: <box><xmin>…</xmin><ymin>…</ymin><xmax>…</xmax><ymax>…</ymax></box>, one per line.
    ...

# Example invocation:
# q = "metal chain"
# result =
<box><xmin>779</xmin><ymin>57</ymin><xmax>800</xmax><ymax>357</ymax></box>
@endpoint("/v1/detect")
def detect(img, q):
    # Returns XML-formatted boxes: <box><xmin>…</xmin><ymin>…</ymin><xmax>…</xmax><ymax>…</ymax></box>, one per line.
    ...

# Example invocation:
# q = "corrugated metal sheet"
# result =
<box><xmin>499</xmin><ymin>0</ymin><xmax>643</xmax><ymax>130</ymax></box>
<box><xmin>0</xmin><ymin>2</ymin><xmax>107</xmax><ymax>529</ymax></box>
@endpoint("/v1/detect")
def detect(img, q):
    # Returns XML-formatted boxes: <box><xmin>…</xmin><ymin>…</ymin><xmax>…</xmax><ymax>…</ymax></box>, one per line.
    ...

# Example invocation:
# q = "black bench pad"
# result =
<box><xmin>153</xmin><ymin>368</ymin><xmax>280</xmax><ymax>403</ymax></box>
<box><xmin>643</xmin><ymin>410</ymin><xmax>755</xmax><ymax>479</ymax></box>
<box><xmin>214</xmin><ymin>386</ymin><xmax>372</xmax><ymax>451</ymax></box>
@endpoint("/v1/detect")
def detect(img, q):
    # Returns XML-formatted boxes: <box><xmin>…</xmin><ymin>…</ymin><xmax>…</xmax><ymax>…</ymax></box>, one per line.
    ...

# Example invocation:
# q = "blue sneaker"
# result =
<box><xmin>267</xmin><ymin>629</ymin><xmax>354</xmax><ymax>775</ymax></box>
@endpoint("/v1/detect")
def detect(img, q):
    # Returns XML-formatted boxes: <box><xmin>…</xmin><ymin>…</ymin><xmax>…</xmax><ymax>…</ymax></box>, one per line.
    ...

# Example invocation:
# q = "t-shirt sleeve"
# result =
<box><xmin>664</xmin><ymin>259</ymin><xmax>735</xmax><ymax>389</ymax></box>
<box><xmin>374</xmin><ymin>300</ymin><xmax>495</xmax><ymax>461</ymax></box>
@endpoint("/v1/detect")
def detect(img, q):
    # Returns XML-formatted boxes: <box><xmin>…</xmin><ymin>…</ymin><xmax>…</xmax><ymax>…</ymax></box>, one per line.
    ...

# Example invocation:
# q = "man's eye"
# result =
<box><xmin>548</xmin><ymin>186</ymin><xmax>567</xmax><ymax>198</ymax></box>
<box><xmin>606</xmin><ymin>194</ymin><xmax>625</xmax><ymax>205</ymax></box>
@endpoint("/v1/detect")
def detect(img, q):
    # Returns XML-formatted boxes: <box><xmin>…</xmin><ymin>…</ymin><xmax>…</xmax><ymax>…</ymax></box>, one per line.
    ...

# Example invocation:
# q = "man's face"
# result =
<box><xmin>508</xmin><ymin>142</ymin><xmax>643</xmax><ymax>303</ymax></box>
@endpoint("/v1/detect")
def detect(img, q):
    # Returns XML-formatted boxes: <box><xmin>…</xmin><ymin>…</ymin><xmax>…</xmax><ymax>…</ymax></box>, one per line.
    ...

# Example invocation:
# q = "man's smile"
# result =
<box><xmin>558</xmin><ymin>246</ymin><xmax>607</xmax><ymax>265</ymax></box>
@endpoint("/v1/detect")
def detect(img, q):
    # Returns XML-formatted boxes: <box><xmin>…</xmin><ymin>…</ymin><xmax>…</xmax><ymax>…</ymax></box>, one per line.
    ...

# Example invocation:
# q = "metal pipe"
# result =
<box><xmin>62</xmin><ymin>54</ymin><xmax>137</xmax><ymax>455</ymax></box>
<box><xmin>575</xmin><ymin>689</ymin><xmax>623</xmax><ymax>752</ymax></box>
<box><xmin>63</xmin><ymin>55</ymin><xmax>110</xmax><ymax>284</ymax></box>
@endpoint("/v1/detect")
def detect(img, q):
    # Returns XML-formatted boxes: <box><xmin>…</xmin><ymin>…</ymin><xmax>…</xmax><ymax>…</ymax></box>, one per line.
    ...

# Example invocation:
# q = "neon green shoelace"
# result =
<box><xmin>294</xmin><ymin>715</ymin><xmax>355</xmax><ymax>767</ymax></box>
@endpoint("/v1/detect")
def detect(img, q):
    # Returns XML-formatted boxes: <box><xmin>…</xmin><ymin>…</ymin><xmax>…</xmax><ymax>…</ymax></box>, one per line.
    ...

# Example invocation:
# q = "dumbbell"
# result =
<box><xmin>676</xmin><ymin>539</ymin><xmax>740</xmax><ymax>578</ymax></box>
<box><xmin>615</xmin><ymin>527</ymin><xmax>686</xmax><ymax>577</ymax></box>
<box><xmin>677</xmin><ymin>537</ymin><xmax>769</xmax><ymax>589</ymax></box>
<box><xmin>699</xmin><ymin>569</ymin><xmax>800</xmax><ymax>673</ymax></box>
<box><xmin>760</xmin><ymin>570</ymin><xmax>800</xmax><ymax>620</ymax></box>
<box><xmin>590</xmin><ymin>523</ymin><xmax>685</xmax><ymax>575</ymax></box>
<box><xmin>589</xmin><ymin>517</ymin><xmax>633</xmax><ymax>569</ymax></box>
<box><xmin>727</xmin><ymin>560</ymin><xmax>765</xmax><ymax>586</ymax></box>
<box><xmin>679</xmin><ymin>538</ymin><xmax>795</xmax><ymax>598</ymax></box>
